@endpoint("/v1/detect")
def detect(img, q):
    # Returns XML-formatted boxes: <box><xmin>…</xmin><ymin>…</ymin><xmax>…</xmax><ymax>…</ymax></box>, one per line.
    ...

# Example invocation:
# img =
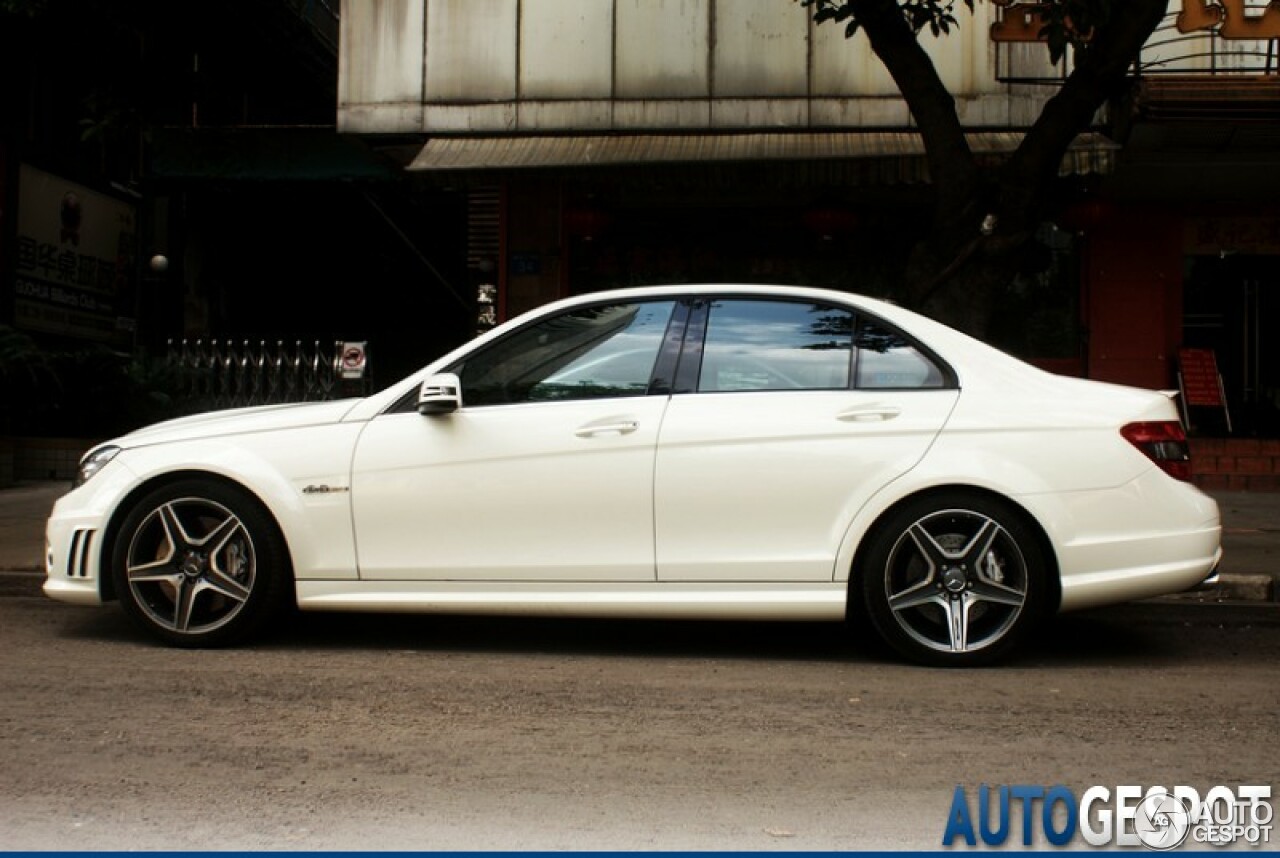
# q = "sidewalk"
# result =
<box><xmin>0</xmin><ymin>480</ymin><xmax>1276</xmax><ymax>601</ymax></box>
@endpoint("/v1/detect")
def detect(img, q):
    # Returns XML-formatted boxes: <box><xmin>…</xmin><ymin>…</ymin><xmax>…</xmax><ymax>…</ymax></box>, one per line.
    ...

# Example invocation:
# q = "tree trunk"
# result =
<box><xmin>838</xmin><ymin>0</ymin><xmax>1169</xmax><ymax>338</ymax></box>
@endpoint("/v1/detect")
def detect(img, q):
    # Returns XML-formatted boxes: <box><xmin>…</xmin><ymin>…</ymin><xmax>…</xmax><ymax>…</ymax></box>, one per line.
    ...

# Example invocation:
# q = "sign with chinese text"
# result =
<box><xmin>1178</xmin><ymin>348</ymin><xmax>1224</xmax><ymax>407</ymax></box>
<box><xmin>13</xmin><ymin>164</ymin><xmax>137</xmax><ymax>345</ymax></box>
<box><xmin>1178</xmin><ymin>347</ymin><xmax>1232</xmax><ymax>431</ymax></box>
<box><xmin>1185</xmin><ymin>216</ymin><xmax>1280</xmax><ymax>256</ymax></box>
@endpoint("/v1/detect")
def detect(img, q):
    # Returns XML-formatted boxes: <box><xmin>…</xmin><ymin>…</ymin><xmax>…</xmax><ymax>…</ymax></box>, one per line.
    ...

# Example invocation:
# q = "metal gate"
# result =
<box><xmin>166</xmin><ymin>338</ymin><xmax>371</xmax><ymax>410</ymax></box>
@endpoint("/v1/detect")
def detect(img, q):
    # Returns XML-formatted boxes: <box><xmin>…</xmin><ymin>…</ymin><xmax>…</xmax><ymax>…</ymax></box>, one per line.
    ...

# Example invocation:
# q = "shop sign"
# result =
<box><xmin>12</xmin><ymin>164</ymin><xmax>136</xmax><ymax>345</ymax></box>
<box><xmin>1185</xmin><ymin>216</ymin><xmax>1280</xmax><ymax>256</ymax></box>
<box><xmin>1178</xmin><ymin>347</ymin><xmax>1233</xmax><ymax>432</ymax></box>
<box><xmin>1178</xmin><ymin>348</ymin><xmax>1224</xmax><ymax>408</ymax></box>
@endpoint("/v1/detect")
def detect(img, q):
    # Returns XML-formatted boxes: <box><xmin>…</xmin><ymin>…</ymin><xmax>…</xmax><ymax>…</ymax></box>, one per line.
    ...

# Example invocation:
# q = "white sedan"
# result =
<box><xmin>45</xmin><ymin>285</ymin><xmax>1221</xmax><ymax>666</ymax></box>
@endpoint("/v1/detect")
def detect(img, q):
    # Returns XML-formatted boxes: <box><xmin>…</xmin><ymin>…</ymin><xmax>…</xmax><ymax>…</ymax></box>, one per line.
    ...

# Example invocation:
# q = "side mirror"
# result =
<box><xmin>418</xmin><ymin>373</ymin><xmax>462</xmax><ymax>415</ymax></box>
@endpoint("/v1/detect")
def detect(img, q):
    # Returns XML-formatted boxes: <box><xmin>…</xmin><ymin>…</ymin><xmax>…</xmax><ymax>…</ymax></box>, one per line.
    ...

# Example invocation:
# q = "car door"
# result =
<box><xmin>350</xmin><ymin>299</ymin><xmax>679</xmax><ymax>581</ymax></box>
<box><xmin>654</xmin><ymin>297</ymin><xmax>960</xmax><ymax>582</ymax></box>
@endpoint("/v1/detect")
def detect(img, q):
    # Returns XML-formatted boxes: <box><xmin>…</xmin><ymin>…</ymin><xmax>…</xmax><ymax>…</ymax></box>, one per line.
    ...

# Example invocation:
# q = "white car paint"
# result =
<box><xmin>350</xmin><ymin>397</ymin><xmax>669</xmax><ymax>581</ymax></box>
<box><xmin>44</xmin><ymin>284</ymin><xmax>1221</xmax><ymax>662</ymax></box>
<box><xmin>654</xmin><ymin>388</ymin><xmax>958</xmax><ymax>581</ymax></box>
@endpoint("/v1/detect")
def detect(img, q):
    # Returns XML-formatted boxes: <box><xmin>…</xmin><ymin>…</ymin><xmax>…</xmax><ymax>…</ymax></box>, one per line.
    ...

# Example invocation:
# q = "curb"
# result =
<box><xmin>1153</xmin><ymin>573</ymin><xmax>1275</xmax><ymax>605</ymax></box>
<box><xmin>2</xmin><ymin>569</ymin><xmax>1275</xmax><ymax>602</ymax></box>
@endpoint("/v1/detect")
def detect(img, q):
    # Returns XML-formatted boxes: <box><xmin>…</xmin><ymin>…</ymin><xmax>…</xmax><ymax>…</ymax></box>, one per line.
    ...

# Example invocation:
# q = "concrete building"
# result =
<box><xmin>340</xmin><ymin>0</ymin><xmax>1280</xmax><ymax>444</ymax></box>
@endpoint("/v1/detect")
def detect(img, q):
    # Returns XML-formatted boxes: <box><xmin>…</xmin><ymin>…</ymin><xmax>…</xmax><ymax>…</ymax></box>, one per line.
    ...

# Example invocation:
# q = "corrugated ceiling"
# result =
<box><xmin>408</xmin><ymin>131</ymin><xmax>1118</xmax><ymax>176</ymax></box>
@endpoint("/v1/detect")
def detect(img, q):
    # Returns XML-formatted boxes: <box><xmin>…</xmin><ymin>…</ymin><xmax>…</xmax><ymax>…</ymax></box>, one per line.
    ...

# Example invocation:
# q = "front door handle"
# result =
<box><xmin>837</xmin><ymin>405</ymin><xmax>902</xmax><ymax>423</ymax></box>
<box><xmin>574</xmin><ymin>418</ymin><xmax>640</xmax><ymax>438</ymax></box>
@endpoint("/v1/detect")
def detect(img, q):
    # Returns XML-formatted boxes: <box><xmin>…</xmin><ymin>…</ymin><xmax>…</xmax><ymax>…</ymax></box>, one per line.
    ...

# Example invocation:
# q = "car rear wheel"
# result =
<box><xmin>111</xmin><ymin>480</ymin><xmax>290</xmax><ymax>647</ymax></box>
<box><xmin>859</xmin><ymin>493</ymin><xmax>1048</xmax><ymax>667</ymax></box>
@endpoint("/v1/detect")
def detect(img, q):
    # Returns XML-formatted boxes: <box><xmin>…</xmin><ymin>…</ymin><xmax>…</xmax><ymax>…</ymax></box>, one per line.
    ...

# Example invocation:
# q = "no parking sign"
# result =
<box><xmin>340</xmin><ymin>341</ymin><xmax>367</xmax><ymax>380</ymax></box>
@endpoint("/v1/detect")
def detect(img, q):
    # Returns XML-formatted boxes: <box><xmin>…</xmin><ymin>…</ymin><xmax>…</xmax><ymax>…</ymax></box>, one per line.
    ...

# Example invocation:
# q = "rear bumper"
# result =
<box><xmin>1189</xmin><ymin>549</ymin><xmax>1223</xmax><ymax>591</ymax></box>
<box><xmin>1038</xmin><ymin>470</ymin><xmax>1223</xmax><ymax>612</ymax></box>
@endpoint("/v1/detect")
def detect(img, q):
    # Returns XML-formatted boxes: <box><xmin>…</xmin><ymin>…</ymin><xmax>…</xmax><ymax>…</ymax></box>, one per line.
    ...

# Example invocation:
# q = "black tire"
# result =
<box><xmin>110</xmin><ymin>479</ymin><xmax>292</xmax><ymax>647</ymax></box>
<box><xmin>858</xmin><ymin>492</ymin><xmax>1048</xmax><ymax>667</ymax></box>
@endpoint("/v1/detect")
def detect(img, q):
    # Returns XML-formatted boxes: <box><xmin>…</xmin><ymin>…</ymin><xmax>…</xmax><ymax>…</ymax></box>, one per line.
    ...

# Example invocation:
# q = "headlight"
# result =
<box><xmin>74</xmin><ymin>445</ymin><xmax>121</xmax><ymax>488</ymax></box>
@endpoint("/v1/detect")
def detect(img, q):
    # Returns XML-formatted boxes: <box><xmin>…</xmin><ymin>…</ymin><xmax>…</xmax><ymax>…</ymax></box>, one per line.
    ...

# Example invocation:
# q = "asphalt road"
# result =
<box><xmin>2</xmin><ymin>596</ymin><xmax>1278</xmax><ymax>851</ymax></box>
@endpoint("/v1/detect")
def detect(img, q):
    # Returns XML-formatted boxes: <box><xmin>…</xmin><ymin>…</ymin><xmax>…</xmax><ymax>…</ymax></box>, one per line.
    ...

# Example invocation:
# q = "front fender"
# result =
<box><xmin>101</xmin><ymin>422</ymin><xmax>365</xmax><ymax>582</ymax></box>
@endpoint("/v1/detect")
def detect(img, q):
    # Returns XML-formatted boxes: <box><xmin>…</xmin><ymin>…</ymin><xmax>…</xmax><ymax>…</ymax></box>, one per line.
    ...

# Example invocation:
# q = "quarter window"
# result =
<box><xmin>697</xmin><ymin>300</ymin><xmax>854</xmax><ymax>392</ymax></box>
<box><xmin>456</xmin><ymin>301</ymin><xmax>676</xmax><ymax>406</ymax></box>
<box><xmin>854</xmin><ymin>317</ymin><xmax>946</xmax><ymax>389</ymax></box>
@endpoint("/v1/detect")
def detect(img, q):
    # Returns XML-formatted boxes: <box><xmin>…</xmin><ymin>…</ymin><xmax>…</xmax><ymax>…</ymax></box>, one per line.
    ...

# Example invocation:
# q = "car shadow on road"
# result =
<box><xmin>49</xmin><ymin>597</ymin><xmax>1268</xmax><ymax>669</ymax></box>
<box><xmin>274</xmin><ymin>610</ymin><xmax>869</xmax><ymax>664</ymax></box>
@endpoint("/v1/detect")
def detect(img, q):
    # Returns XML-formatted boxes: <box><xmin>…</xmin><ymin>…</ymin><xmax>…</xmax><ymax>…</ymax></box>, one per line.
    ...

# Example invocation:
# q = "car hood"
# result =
<box><xmin>113</xmin><ymin>399</ymin><xmax>362</xmax><ymax>449</ymax></box>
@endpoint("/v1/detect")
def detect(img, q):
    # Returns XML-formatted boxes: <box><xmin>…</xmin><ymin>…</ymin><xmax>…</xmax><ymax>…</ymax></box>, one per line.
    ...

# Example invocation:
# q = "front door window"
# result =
<box><xmin>456</xmin><ymin>301</ymin><xmax>676</xmax><ymax>405</ymax></box>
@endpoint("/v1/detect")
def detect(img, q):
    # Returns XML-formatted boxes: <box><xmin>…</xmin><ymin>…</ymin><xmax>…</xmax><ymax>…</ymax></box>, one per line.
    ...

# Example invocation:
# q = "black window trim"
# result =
<box><xmin>647</xmin><ymin>299</ymin><xmax>691</xmax><ymax>397</ymax></box>
<box><xmin>383</xmin><ymin>291</ymin><xmax>958</xmax><ymax>414</ymax></box>
<box><xmin>850</xmin><ymin>312</ymin><xmax>959</xmax><ymax>392</ymax></box>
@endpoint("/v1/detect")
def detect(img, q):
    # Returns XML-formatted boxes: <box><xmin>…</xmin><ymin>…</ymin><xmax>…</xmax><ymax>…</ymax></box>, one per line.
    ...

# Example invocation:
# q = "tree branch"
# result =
<box><xmin>1000</xmin><ymin>0</ymin><xmax>1167</xmax><ymax>220</ymax></box>
<box><xmin>850</xmin><ymin>0</ymin><xmax>981</xmax><ymax>223</ymax></box>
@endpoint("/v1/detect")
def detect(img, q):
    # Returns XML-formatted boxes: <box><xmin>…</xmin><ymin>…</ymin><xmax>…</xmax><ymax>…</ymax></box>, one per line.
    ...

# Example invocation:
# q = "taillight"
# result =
<box><xmin>1121</xmin><ymin>421</ymin><xmax>1193</xmax><ymax>482</ymax></box>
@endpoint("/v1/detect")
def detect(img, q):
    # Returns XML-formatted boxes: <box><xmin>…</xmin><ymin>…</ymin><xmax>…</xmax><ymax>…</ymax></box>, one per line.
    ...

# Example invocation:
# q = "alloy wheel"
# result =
<box><xmin>125</xmin><ymin>496</ymin><xmax>257</xmax><ymax>635</ymax></box>
<box><xmin>882</xmin><ymin>508</ymin><xmax>1029</xmax><ymax>655</ymax></box>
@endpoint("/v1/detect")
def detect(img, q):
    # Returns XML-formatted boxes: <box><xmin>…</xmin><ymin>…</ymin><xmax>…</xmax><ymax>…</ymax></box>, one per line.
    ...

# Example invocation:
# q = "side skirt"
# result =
<box><xmin>295</xmin><ymin>580</ymin><xmax>848</xmax><ymax>621</ymax></box>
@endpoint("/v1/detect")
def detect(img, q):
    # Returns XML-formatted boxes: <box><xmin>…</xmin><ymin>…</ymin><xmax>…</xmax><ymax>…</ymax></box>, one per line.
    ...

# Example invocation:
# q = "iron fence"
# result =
<box><xmin>166</xmin><ymin>338</ymin><xmax>371</xmax><ymax>410</ymax></box>
<box><xmin>995</xmin><ymin>7</ymin><xmax>1279</xmax><ymax>83</ymax></box>
<box><xmin>1139</xmin><ymin>9</ymin><xmax>1279</xmax><ymax>76</ymax></box>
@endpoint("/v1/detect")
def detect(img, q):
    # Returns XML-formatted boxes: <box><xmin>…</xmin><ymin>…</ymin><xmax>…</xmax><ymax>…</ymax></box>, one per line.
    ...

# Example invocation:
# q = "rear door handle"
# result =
<box><xmin>837</xmin><ymin>405</ymin><xmax>902</xmax><ymax>423</ymax></box>
<box><xmin>574</xmin><ymin>418</ymin><xmax>640</xmax><ymax>438</ymax></box>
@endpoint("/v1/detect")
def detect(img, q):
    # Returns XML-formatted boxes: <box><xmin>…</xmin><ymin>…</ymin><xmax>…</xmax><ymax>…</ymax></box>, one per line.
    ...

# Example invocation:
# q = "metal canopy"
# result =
<box><xmin>407</xmin><ymin>131</ymin><xmax>1118</xmax><ymax>177</ymax></box>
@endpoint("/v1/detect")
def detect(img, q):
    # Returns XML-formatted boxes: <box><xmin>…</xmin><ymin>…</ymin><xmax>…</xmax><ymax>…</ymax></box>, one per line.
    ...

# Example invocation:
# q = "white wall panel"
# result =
<box><xmin>616</xmin><ymin>0</ymin><xmax>711</xmax><ymax>98</ymax></box>
<box><xmin>519</xmin><ymin>100</ymin><xmax>614</xmax><ymax>130</ymax></box>
<box><xmin>810</xmin><ymin>97</ymin><xmax>911</xmax><ymax>128</ymax></box>
<box><xmin>520</xmin><ymin>0</ymin><xmax>614</xmax><ymax>99</ymax></box>
<box><xmin>339</xmin><ymin>0</ymin><xmax>1055</xmax><ymax>133</ymax></box>
<box><xmin>423</xmin><ymin>103</ymin><xmax>518</xmax><ymax>132</ymax></box>
<box><xmin>811</xmin><ymin>23</ymin><xmax>898</xmax><ymax>97</ymax></box>
<box><xmin>712</xmin><ymin>0</ymin><xmax>808</xmax><ymax>97</ymax></box>
<box><xmin>920</xmin><ymin>2</ymin><xmax>1003</xmax><ymax>96</ymax></box>
<box><xmin>339</xmin><ymin>104</ymin><xmax>426</xmax><ymax>133</ymax></box>
<box><xmin>613</xmin><ymin>99</ymin><xmax>712</xmax><ymax>129</ymax></box>
<box><xmin>711</xmin><ymin>98</ymin><xmax>807</xmax><ymax>128</ymax></box>
<box><xmin>339</xmin><ymin>0</ymin><xmax>424</xmax><ymax>106</ymax></box>
<box><xmin>425</xmin><ymin>0</ymin><xmax>517</xmax><ymax>102</ymax></box>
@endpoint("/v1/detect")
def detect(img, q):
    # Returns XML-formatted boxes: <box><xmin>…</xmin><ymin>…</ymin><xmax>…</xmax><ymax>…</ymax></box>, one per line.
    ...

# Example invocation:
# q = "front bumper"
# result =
<box><xmin>42</xmin><ymin>462</ymin><xmax>137</xmax><ymax>606</ymax></box>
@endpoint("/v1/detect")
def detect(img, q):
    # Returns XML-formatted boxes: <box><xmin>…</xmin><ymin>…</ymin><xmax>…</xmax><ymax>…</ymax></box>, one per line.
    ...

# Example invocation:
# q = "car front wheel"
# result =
<box><xmin>860</xmin><ymin>493</ymin><xmax>1048</xmax><ymax>667</ymax></box>
<box><xmin>111</xmin><ymin>479</ymin><xmax>290</xmax><ymax>647</ymax></box>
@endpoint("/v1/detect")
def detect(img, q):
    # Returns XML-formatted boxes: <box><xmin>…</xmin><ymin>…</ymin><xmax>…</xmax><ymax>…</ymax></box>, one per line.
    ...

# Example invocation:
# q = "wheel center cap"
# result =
<box><xmin>180</xmin><ymin>552</ymin><xmax>206</xmax><ymax>578</ymax></box>
<box><xmin>941</xmin><ymin>567</ymin><xmax>968</xmax><ymax>593</ymax></box>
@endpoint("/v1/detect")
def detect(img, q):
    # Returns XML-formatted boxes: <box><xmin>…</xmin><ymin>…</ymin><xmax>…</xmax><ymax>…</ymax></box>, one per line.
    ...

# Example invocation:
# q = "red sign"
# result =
<box><xmin>340</xmin><ymin>341</ymin><xmax>367</xmax><ymax>380</ymax></box>
<box><xmin>1178</xmin><ymin>348</ymin><xmax>1223</xmax><ymax>407</ymax></box>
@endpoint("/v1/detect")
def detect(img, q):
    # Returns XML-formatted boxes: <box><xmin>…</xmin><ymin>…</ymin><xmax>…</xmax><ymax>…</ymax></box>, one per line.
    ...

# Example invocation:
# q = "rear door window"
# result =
<box><xmin>697</xmin><ymin>300</ymin><xmax>854</xmax><ymax>393</ymax></box>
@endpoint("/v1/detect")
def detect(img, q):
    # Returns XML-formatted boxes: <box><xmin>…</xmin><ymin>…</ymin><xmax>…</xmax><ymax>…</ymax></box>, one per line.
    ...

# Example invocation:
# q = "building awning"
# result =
<box><xmin>407</xmin><ymin>131</ymin><xmax>1118</xmax><ymax>177</ymax></box>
